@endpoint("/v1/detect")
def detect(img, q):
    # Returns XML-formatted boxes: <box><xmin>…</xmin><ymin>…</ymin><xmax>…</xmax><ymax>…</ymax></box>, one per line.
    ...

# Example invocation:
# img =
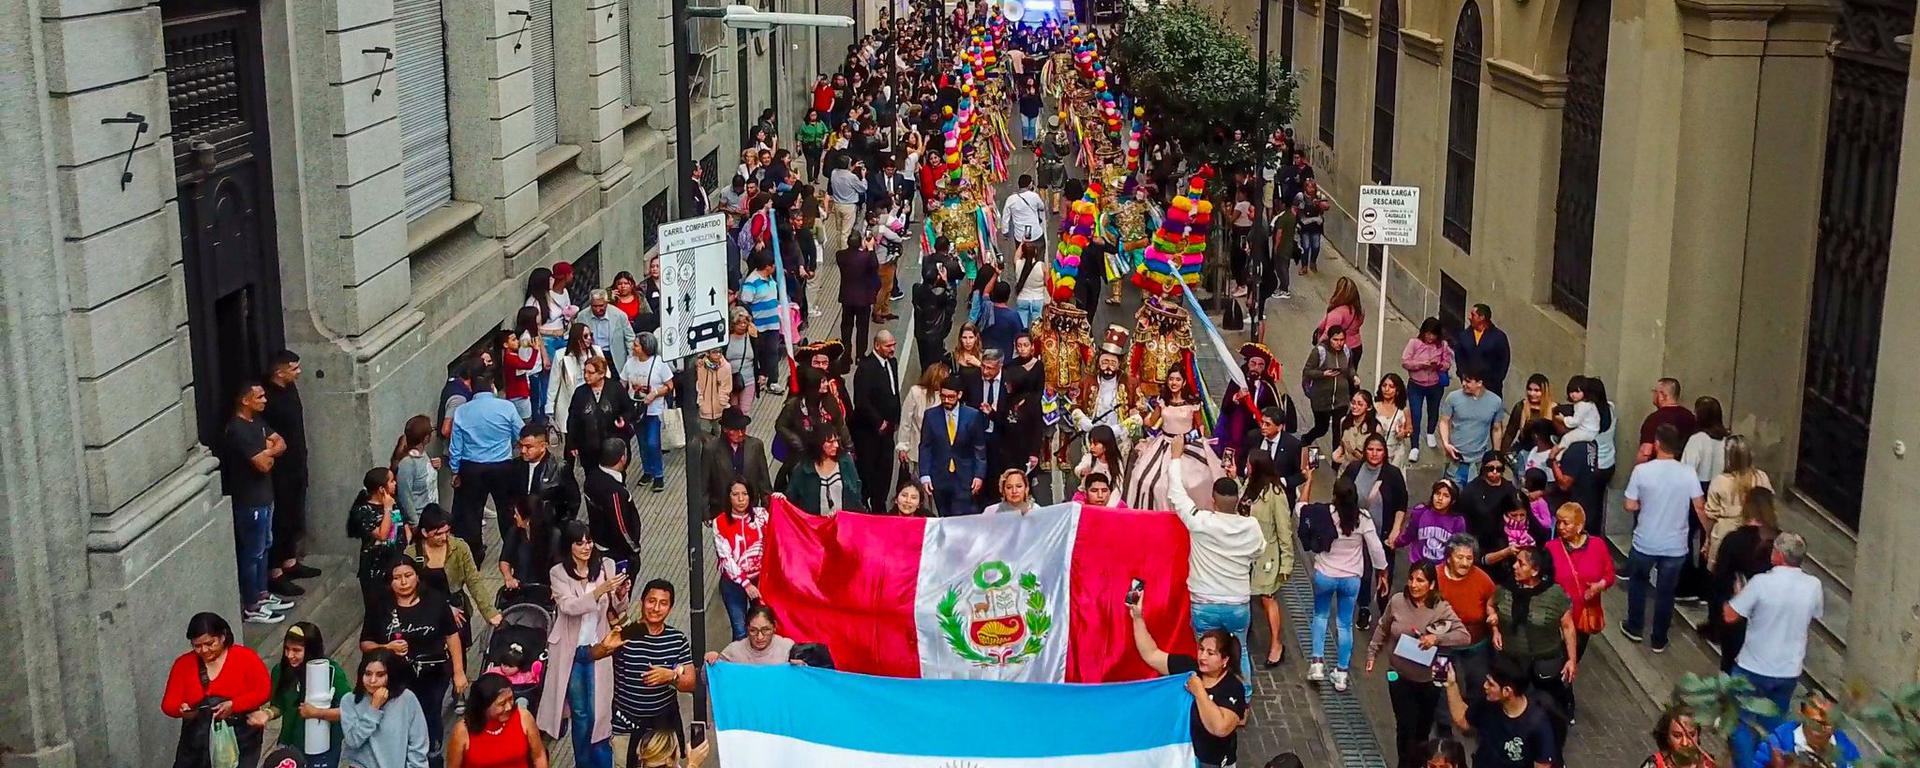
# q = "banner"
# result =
<box><xmin>710</xmin><ymin>664</ymin><xmax>1197</xmax><ymax>767</ymax></box>
<box><xmin>760</xmin><ymin>497</ymin><xmax>1196</xmax><ymax>682</ymax></box>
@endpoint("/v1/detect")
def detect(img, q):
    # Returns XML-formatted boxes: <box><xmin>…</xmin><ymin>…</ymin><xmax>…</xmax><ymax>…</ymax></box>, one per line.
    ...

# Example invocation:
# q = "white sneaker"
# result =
<box><xmin>1408</xmin><ymin>447</ymin><xmax>1421</xmax><ymax>464</ymax></box>
<box><xmin>809</xmin><ymin>308</ymin><xmax>823</xmax><ymax>317</ymax></box>
<box><xmin>1306</xmin><ymin>661</ymin><xmax>1326</xmax><ymax>682</ymax></box>
<box><xmin>261</xmin><ymin>595</ymin><xmax>295</xmax><ymax>611</ymax></box>
<box><xmin>244</xmin><ymin>607</ymin><xmax>287</xmax><ymax>624</ymax></box>
<box><xmin>1425</xmin><ymin>433</ymin><xmax>1438</xmax><ymax>449</ymax></box>
<box><xmin>1276</xmin><ymin>290</ymin><xmax>1292</xmax><ymax>300</ymax></box>
<box><xmin>1330</xmin><ymin>669</ymin><xmax>1350</xmax><ymax>692</ymax></box>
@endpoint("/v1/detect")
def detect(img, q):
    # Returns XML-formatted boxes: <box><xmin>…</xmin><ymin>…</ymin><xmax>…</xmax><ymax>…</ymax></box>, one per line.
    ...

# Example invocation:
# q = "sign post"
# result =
<box><xmin>1356</xmin><ymin>185</ymin><xmax>1420</xmax><ymax>386</ymax></box>
<box><xmin>655</xmin><ymin>213</ymin><xmax>732</xmax><ymax>360</ymax></box>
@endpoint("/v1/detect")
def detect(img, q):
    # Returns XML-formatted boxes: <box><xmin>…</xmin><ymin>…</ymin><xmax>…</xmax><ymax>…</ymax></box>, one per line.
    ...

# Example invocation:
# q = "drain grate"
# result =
<box><xmin>1280</xmin><ymin>571</ymin><xmax>1392</xmax><ymax>768</ymax></box>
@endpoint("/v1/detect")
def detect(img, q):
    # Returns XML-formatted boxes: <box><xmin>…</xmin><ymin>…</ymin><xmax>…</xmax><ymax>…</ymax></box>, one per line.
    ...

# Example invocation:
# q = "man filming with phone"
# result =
<box><xmin>595</xmin><ymin>578</ymin><xmax>696</xmax><ymax>767</ymax></box>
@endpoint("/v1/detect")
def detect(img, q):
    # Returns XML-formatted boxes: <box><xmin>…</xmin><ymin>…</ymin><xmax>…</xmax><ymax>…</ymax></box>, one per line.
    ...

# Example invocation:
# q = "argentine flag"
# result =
<box><xmin>709</xmin><ymin>663</ymin><xmax>1197</xmax><ymax>767</ymax></box>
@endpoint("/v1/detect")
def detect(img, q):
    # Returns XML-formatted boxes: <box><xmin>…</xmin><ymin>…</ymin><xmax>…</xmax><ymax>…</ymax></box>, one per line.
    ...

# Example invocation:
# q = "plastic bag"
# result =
<box><xmin>207</xmin><ymin>720</ymin><xmax>239</xmax><ymax>768</ymax></box>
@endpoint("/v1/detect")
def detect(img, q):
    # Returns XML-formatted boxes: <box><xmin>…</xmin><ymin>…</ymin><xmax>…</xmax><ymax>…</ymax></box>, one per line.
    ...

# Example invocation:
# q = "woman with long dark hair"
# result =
<box><xmin>256</xmin><ymin>621</ymin><xmax>350</xmax><ymax>768</ymax></box>
<box><xmin>535</xmin><ymin>521</ymin><xmax>626</xmax><ymax>768</ymax></box>
<box><xmin>163</xmin><ymin>613</ymin><xmax>271</xmax><ymax>768</ymax></box>
<box><xmin>1317</xmin><ymin>276</ymin><xmax>1367</xmax><ymax>370</ymax></box>
<box><xmin>1074</xmin><ymin>424</ymin><xmax>1127</xmax><ymax>492</ymax></box>
<box><xmin>774</xmin><ymin>367</ymin><xmax>852</xmax><ymax>475</ymax></box>
<box><xmin>1332</xmin><ymin>389</ymin><xmax>1380</xmax><ymax>475</ymax></box>
<box><xmin>1246</xmin><ymin>453</ymin><xmax>1296</xmax><ymax>668</ymax></box>
<box><xmin>1376</xmin><ymin>373</ymin><xmax>1413</xmax><ymax>467</ymax></box>
<box><xmin>1639</xmin><ymin>706</ymin><xmax>1714</xmax><ymax>768</ymax></box>
<box><xmin>524</xmin><ymin>267</ymin><xmax>568</xmax><ymax>421</ymax></box>
<box><xmin>1708</xmin><ymin>487</ymin><xmax>1780</xmax><ymax>673</ymax></box>
<box><xmin>547</xmin><ymin>322</ymin><xmax>602</xmax><ymax>445</ymax></box>
<box><xmin>1576</xmin><ymin>376</ymin><xmax>1618</xmax><ymax>536</ymax></box>
<box><xmin>786</xmin><ymin>431</ymin><xmax>866</xmax><ymax>515</ymax></box>
<box><xmin>350</xmin><ymin>467</ymin><xmax>407</xmax><ymax>601</ymax></box>
<box><xmin>1304</xmin><ymin>478</ymin><xmax>1388</xmax><ymax>692</ymax></box>
<box><xmin>357</xmin><ymin>557</ymin><xmax>465</xmax><ymax>765</ymax></box>
<box><xmin>392</xmin><ymin>415</ymin><xmax>439</xmax><ymax>526</ymax></box>
<box><xmin>446</xmin><ymin>673</ymin><xmax>548</xmax><ymax>768</ymax></box>
<box><xmin>1400</xmin><ymin>317</ymin><xmax>1454</xmax><ymax>463</ymax></box>
<box><xmin>509</xmin><ymin>305</ymin><xmax>548</xmax><ymax>421</ymax></box>
<box><xmin>1301</xmin><ymin>325</ymin><xmax>1356</xmax><ymax>452</ymax></box>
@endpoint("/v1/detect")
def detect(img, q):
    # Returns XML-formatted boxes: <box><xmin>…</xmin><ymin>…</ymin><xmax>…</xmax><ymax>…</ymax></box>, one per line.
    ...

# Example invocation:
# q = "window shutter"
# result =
<box><xmin>619</xmin><ymin>0</ymin><xmax>635</xmax><ymax>106</ymax></box>
<box><xmin>395</xmin><ymin>0</ymin><xmax>453</xmax><ymax>221</ymax></box>
<box><xmin>531</xmin><ymin>0</ymin><xmax>560</xmax><ymax>151</ymax></box>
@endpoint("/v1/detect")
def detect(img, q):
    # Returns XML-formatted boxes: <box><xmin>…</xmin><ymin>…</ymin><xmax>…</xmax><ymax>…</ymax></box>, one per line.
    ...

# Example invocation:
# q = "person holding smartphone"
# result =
<box><xmin>1127</xmin><ymin>593</ymin><xmax>1247</xmax><ymax>768</ymax></box>
<box><xmin>1365</xmin><ymin>562</ymin><xmax>1470</xmax><ymax>768</ymax></box>
<box><xmin>596</xmin><ymin>579</ymin><xmax>696</xmax><ymax>768</ymax></box>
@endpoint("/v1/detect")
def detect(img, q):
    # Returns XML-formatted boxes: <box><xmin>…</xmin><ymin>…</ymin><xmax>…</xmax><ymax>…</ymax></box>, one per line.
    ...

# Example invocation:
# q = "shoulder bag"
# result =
<box><xmin>654</xmin><ymin>361</ymin><xmax>688</xmax><ymax>451</ymax></box>
<box><xmin>1559</xmin><ymin>540</ymin><xmax>1606</xmax><ymax>635</ymax></box>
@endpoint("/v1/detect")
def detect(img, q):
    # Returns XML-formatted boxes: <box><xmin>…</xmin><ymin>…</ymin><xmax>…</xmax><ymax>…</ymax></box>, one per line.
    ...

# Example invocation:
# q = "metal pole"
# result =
<box><xmin>1373</xmin><ymin>245</ymin><xmax>1388</xmax><ymax>387</ymax></box>
<box><xmin>669</xmin><ymin>0</ymin><xmax>712</xmax><ymax>722</ymax></box>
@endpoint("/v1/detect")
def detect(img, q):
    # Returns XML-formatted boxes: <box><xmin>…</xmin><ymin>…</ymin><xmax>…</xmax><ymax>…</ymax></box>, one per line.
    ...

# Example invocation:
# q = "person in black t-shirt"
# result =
<box><xmin>1443</xmin><ymin>655</ymin><xmax>1559</xmax><ymax>768</ymax></box>
<box><xmin>225</xmin><ymin>382</ymin><xmax>288</xmax><ymax>623</ymax></box>
<box><xmin>358</xmin><ymin>556</ymin><xmax>466</xmax><ymax>762</ymax></box>
<box><xmin>1127</xmin><ymin>596</ymin><xmax>1248</xmax><ymax>767</ymax></box>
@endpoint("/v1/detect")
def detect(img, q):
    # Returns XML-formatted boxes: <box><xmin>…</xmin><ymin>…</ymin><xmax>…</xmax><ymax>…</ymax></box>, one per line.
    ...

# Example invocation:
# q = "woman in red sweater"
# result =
<box><xmin>162</xmin><ymin>612</ymin><xmax>272</xmax><ymax>768</ymax></box>
<box><xmin>1547</xmin><ymin>501</ymin><xmax>1616</xmax><ymax>724</ymax></box>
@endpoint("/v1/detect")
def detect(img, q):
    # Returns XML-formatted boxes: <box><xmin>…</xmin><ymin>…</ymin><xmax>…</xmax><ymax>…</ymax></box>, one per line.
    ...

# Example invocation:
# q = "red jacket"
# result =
<box><xmin>812</xmin><ymin>83</ymin><xmax>835</xmax><ymax>115</ymax></box>
<box><xmin>161</xmin><ymin>647</ymin><xmax>271</xmax><ymax>718</ymax></box>
<box><xmin>503</xmin><ymin>345</ymin><xmax>538</xmax><ymax>401</ymax></box>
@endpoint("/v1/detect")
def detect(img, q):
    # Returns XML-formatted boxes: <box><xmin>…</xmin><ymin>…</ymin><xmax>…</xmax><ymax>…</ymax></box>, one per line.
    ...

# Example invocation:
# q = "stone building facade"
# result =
<box><xmin>1204</xmin><ymin>0</ymin><xmax>1920</xmax><ymax>696</ymax></box>
<box><xmin>0</xmin><ymin>0</ymin><xmax>859</xmax><ymax>765</ymax></box>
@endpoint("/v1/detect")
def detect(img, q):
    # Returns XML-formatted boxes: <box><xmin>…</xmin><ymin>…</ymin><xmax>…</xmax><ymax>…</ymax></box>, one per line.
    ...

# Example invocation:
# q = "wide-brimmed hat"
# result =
<box><xmin>720</xmin><ymin>409</ymin><xmax>751</xmax><ymax>430</ymax></box>
<box><xmin>1238</xmin><ymin>342</ymin><xmax>1280</xmax><ymax>380</ymax></box>
<box><xmin>797</xmin><ymin>338</ymin><xmax>846</xmax><ymax>366</ymax></box>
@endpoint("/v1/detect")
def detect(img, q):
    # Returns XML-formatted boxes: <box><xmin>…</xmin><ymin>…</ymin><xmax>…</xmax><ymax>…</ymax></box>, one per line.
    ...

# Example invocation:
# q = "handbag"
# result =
<box><xmin>1561</xmin><ymin>542</ymin><xmax>1606</xmax><ymax>634</ymax></box>
<box><xmin>662</xmin><ymin>407</ymin><xmax>688</xmax><ymax>451</ymax></box>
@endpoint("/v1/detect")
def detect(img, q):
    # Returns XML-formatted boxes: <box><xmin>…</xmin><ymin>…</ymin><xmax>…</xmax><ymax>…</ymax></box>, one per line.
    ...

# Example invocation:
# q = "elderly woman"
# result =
<box><xmin>723</xmin><ymin>307</ymin><xmax>758</xmax><ymax>413</ymax></box>
<box><xmin>163</xmin><ymin>613</ymin><xmax>272</xmax><ymax>768</ymax></box>
<box><xmin>1491</xmin><ymin>547</ymin><xmax>1579</xmax><ymax>731</ymax></box>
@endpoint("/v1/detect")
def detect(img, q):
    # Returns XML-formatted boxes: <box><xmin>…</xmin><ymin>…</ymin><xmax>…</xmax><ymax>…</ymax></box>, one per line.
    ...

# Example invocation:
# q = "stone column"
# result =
<box><xmin>446</xmin><ymin>0</ymin><xmax>542</xmax><ymax>239</ymax></box>
<box><xmin>1391</xmin><ymin>27</ymin><xmax>1445</xmax><ymax>314</ymax></box>
<box><xmin>556</xmin><ymin>0</ymin><xmax>635</xmax><ymax>187</ymax></box>
<box><xmin>1330</xmin><ymin>4</ymin><xmax>1372</xmax><ymax>220</ymax></box>
<box><xmin>1846</xmin><ymin>8</ymin><xmax>1920</xmax><ymax>692</ymax></box>
<box><xmin>1477</xmin><ymin>59</ymin><xmax>1577</xmax><ymax>378</ymax></box>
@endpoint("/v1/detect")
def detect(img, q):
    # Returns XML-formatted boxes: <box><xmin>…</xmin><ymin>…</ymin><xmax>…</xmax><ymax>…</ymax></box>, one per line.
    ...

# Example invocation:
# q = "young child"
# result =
<box><xmin>1522</xmin><ymin>467</ymin><xmax>1555</xmax><ymax>530</ymax></box>
<box><xmin>1551</xmin><ymin>380</ymin><xmax>1601</xmax><ymax>459</ymax></box>
<box><xmin>1520</xmin><ymin>418</ymin><xmax>1557</xmax><ymax>478</ymax></box>
<box><xmin>483</xmin><ymin>642</ymin><xmax>545</xmax><ymax>689</ymax></box>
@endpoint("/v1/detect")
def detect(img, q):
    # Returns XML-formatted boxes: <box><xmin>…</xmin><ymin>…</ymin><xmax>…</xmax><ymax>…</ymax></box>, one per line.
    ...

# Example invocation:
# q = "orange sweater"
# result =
<box><xmin>160</xmin><ymin>647</ymin><xmax>271</xmax><ymax>718</ymax></box>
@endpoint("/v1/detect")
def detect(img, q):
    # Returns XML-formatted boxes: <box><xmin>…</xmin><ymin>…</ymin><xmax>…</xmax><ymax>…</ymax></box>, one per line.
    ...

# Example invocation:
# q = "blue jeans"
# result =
<box><xmin>1297</xmin><ymin>231</ymin><xmax>1324</xmax><ymax>266</ymax></box>
<box><xmin>1190</xmin><ymin>601</ymin><xmax>1254</xmax><ymax>685</ymax></box>
<box><xmin>566</xmin><ymin>647</ymin><xmax>613</xmax><ymax>768</ymax></box>
<box><xmin>1624</xmin><ymin>549</ymin><xmax>1686</xmax><ymax>646</ymax></box>
<box><xmin>1310</xmin><ymin>570</ymin><xmax>1362</xmax><ymax>669</ymax></box>
<box><xmin>1019</xmin><ymin>113</ymin><xmax>1037</xmax><ymax>142</ymax></box>
<box><xmin>1407</xmin><ymin>381</ymin><xmax>1444</xmax><ymax>438</ymax></box>
<box><xmin>1016</xmin><ymin>299</ymin><xmax>1045</xmax><ymax>329</ymax></box>
<box><xmin>720</xmin><ymin>578</ymin><xmax>752</xmax><ymax>641</ymax></box>
<box><xmin>234</xmin><ymin>503</ymin><xmax>273</xmax><ymax>606</ymax></box>
<box><xmin>1446</xmin><ymin>457</ymin><xmax>1478</xmax><ymax>488</ymax></box>
<box><xmin>638</xmin><ymin>415</ymin><xmax>665</xmax><ymax>479</ymax></box>
<box><xmin>1730</xmin><ymin>667</ymin><xmax>1798</xmax><ymax>767</ymax></box>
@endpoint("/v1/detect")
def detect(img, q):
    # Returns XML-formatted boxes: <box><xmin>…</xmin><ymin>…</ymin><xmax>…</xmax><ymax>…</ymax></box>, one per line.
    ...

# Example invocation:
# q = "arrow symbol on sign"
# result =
<box><xmin>708</xmin><ymin>288</ymin><xmax>718</xmax><ymax>306</ymax></box>
<box><xmin>682</xmin><ymin>292</ymin><xmax>694</xmax><ymax>309</ymax></box>
<box><xmin>666</xmin><ymin>297</ymin><xmax>674</xmax><ymax>314</ymax></box>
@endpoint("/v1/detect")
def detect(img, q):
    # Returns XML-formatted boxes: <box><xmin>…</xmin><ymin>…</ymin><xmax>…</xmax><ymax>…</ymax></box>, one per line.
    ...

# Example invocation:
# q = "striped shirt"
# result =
<box><xmin>739</xmin><ymin>273</ymin><xmax>782</xmax><ymax>332</ymax></box>
<box><xmin>610</xmin><ymin>625</ymin><xmax>692</xmax><ymax>732</ymax></box>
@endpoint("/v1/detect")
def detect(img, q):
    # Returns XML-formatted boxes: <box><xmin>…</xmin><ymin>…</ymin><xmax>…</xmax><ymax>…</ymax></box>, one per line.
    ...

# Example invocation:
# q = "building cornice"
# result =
<box><xmin>1486</xmin><ymin>58</ymin><xmax>1569</xmax><ymax>109</ymax></box>
<box><xmin>1338</xmin><ymin>5</ymin><xmax>1373</xmax><ymax>35</ymax></box>
<box><xmin>1402</xmin><ymin>28</ymin><xmax>1443</xmax><ymax>65</ymax></box>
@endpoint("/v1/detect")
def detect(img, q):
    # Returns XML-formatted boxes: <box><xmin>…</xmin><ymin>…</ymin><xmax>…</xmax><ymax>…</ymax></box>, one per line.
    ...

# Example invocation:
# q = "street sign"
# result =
<box><xmin>655</xmin><ymin>213</ymin><xmax>730</xmax><ymax>360</ymax></box>
<box><xmin>1356</xmin><ymin>185</ymin><xmax>1420</xmax><ymax>247</ymax></box>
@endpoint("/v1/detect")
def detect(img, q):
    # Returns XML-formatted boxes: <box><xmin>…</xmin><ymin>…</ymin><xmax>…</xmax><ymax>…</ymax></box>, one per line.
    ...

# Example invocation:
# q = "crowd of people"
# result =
<box><xmin>161</xmin><ymin>4</ymin><xmax>1851</xmax><ymax>768</ymax></box>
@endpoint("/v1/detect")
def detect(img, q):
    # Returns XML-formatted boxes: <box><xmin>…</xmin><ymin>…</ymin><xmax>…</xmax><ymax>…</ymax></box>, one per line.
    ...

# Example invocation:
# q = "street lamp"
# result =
<box><xmin>668</xmin><ymin>0</ymin><xmax>852</xmax><ymax>725</ymax></box>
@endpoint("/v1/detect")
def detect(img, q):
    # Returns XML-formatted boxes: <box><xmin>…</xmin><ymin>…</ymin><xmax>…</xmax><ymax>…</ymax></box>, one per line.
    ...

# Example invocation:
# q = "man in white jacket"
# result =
<box><xmin>1168</xmin><ymin>434</ymin><xmax>1268</xmax><ymax>685</ymax></box>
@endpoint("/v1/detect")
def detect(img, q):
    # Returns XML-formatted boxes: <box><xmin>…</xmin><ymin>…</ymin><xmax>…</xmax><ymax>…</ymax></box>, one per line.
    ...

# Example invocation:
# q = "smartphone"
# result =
<box><xmin>615</xmin><ymin>559</ymin><xmax>631</xmax><ymax>576</ymax></box>
<box><xmin>1430</xmin><ymin>656</ymin><xmax>1454</xmax><ymax>687</ymax></box>
<box><xmin>689</xmin><ymin>721</ymin><xmax>708</xmax><ymax>747</ymax></box>
<box><xmin>1307</xmin><ymin>446</ymin><xmax>1323</xmax><ymax>468</ymax></box>
<box><xmin>1125</xmin><ymin>578</ymin><xmax>1146</xmax><ymax>606</ymax></box>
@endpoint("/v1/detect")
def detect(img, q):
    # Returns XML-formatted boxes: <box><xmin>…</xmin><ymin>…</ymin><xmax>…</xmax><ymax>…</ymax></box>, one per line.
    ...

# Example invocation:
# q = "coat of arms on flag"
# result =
<box><xmin>936</xmin><ymin>561</ymin><xmax>1054</xmax><ymax>667</ymax></box>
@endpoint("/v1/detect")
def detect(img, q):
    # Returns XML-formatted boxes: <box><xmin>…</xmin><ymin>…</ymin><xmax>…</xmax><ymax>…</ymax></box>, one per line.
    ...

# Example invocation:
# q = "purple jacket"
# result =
<box><xmin>1393</xmin><ymin>505</ymin><xmax>1468</xmax><ymax>566</ymax></box>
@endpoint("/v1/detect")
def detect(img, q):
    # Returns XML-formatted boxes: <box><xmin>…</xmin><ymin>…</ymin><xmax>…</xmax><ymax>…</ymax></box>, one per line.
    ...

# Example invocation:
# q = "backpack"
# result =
<box><xmin>1296</xmin><ymin>502</ymin><xmax>1337</xmax><ymax>554</ymax></box>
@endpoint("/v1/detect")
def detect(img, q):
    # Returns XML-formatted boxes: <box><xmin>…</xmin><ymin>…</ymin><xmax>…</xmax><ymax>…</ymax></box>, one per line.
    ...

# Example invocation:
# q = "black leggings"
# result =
<box><xmin>1388</xmin><ymin>676</ymin><xmax>1441</xmax><ymax>768</ymax></box>
<box><xmin>1301</xmin><ymin>408</ymin><xmax>1339</xmax><ymax>451</ymax></box>
<box><xmin>409</xmin><ymin>662</ymin><xmax>452</xmax><ymax>763</ymax></box>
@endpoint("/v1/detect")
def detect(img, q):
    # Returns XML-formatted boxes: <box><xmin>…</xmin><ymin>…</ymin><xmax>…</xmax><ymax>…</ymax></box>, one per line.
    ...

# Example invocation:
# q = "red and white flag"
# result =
<box><xmin>760</xmin><ymin>498</ymin><xmax>1197</xmax><ymax>683</ymax></box>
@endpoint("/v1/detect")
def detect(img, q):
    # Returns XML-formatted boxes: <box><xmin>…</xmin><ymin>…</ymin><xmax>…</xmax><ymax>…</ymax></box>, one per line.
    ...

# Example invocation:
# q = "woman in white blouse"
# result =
<box><xmin>544</xmin><ymin>323</ymin><xmax>601</xmax><ymax>442</ymax></box>
<box><xmin>894</xmin><ymin>361</ymin><xmax>950</xmax><ymax>484</ymax></box>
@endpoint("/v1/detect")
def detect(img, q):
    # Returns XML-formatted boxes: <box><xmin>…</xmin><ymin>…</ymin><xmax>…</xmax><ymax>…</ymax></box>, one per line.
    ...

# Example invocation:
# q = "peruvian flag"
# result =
<box><xmin>760</xmin><ymin>498</ymin><xmax>1197</xmax><ymax>683</ymax></box>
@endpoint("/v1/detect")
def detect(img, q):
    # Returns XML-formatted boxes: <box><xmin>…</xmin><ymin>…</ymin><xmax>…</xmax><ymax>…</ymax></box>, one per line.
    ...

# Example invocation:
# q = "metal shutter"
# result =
<box><xmin>395</xmin><ymin>0</ymin><xmax>453</xmax><ymax>221</ymax></box>
<box><xmin>531</xmin><ymin>0</ymin><xmax>560</xmax><ymax>150</ymax></box>
<box><xmin>619</xmin><ymin>0</ymin><xmax>635</xmax><ymax>106</ymax></box>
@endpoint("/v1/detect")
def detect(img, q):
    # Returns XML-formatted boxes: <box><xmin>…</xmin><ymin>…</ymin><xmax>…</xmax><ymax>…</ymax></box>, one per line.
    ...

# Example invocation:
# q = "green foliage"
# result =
<box><xmin>1673</xmin><ymin>672</ymin><xmax>1920</xmax><ymax>767</ymax></box>
<box><xmin>1114</xmin><ymin>0</ymin><xmax>1297</xmax><ymax>172</ymax></box>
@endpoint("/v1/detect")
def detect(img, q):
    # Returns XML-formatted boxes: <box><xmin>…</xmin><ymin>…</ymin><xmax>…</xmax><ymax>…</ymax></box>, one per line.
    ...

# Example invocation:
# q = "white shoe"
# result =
<box><xmin>244</xmin><ymin>607</ymin><xmax>286</xmax><ymax>624</ymax></box>
<box><xmin>1408</xmin><ymin>447</ymin><xmax>1421</xmax><ymax>464</ymax></box>
<box><xmin>1306</xmin><ymin>661</ymin><xmax>1326</xmax><ymax>682</ymax></box>
<box><xmin>809</xmin><ymin>308</ymin><xmax>823</xmax><ymax>317</ymax></box>
<box><xmin>1276</xmin><ymin>290</ymin><xmax>1292</xmax><ymax>300</ymax></box>
<box><xmin>1425</xmin><ymin>433</ymin><xmax>1438</xmax><ymax>449</ymax></box>
<box><xmin>261</xmin><ymin>595</ymin><xmax>295</xmax><ymax>611</ymax></box>
<box><xmin>1330</xmin><ymin>669</ymin><xmax>1350</xmax><ymax>692</ymax></box>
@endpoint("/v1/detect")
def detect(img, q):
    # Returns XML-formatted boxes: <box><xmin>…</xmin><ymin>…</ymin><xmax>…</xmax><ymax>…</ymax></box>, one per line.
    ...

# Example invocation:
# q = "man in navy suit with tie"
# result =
<box><xmin>918</xmin><ymin>378</ymin><xmax>987</xmax><ymax>516</ymax></box>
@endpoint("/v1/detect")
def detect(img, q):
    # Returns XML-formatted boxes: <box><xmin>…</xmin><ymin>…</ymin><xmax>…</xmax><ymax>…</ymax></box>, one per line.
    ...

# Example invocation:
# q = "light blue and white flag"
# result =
<box><xmin>709</xmin><ymin>663</ymin><xmax>1197</xmax><ymax>767</ymax></box>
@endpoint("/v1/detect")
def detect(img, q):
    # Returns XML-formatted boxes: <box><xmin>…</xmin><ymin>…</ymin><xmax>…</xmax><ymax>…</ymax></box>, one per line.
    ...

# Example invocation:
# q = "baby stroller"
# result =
<box><xmin>486</xmin><ymin>586</ymin><xmax>554</xmax><ymax>713</ymax></box>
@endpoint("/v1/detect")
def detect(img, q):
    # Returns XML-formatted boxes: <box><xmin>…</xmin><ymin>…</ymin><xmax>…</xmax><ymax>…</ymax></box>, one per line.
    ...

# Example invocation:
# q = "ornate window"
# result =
<box><xmin>1549</xmin><ymin>0</ymin><xmax>1611</xmax><ymax>324</ymax></box>
<box><xmin>1368</xmin><ymin>0</ymin><xmax>1400</xmax><ymax>275</ymax></box>
<box><xmin>1443</xmin><ymin>1</ymin><xmax>1482</xmax><ymax>252</ymax></box>
<box><xmin>1319</xmin><ymin>3</ymin><xmax>1339</xmax><ymax>146</ymax></box>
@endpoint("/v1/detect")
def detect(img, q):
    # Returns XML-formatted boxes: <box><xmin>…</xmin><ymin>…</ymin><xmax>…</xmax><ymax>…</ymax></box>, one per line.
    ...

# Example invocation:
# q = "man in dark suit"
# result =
<box><xmin>851</xmin><ymin>331</ymin><xmax>904</xmax><ymax>511</ymax></box>
<box><xmin>703</xmin><ymin>409</ymin><xmax>773</xmax><ymax>512</ymax></box>
<box><xmin>583</xmin><ymin>437</ymin><xmax>643</xmax><ymax>567</ymax></box>
<box><xmin>959</xmin><ymin>349</ymin><xmax>1019</xmax><ymax>503</ymax></box>
<box><xmin>1450</xmin><ymin>302</ymin><xmax>1512</xmax><ymax>397</ymax></box>
<box><xmin>835</xmin><ymin>227</ymin><xmax>881</xmax><ymax>358</ymax></box>
<box><xmin>1233</xmin><ymin>406</ymin><xmax>1307</xmax><ymax>508</ymax></box>
<box><xmin>918</xmin><ymin>379</ymin><xmax>988</xmax><ymax>516</ymax></box>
